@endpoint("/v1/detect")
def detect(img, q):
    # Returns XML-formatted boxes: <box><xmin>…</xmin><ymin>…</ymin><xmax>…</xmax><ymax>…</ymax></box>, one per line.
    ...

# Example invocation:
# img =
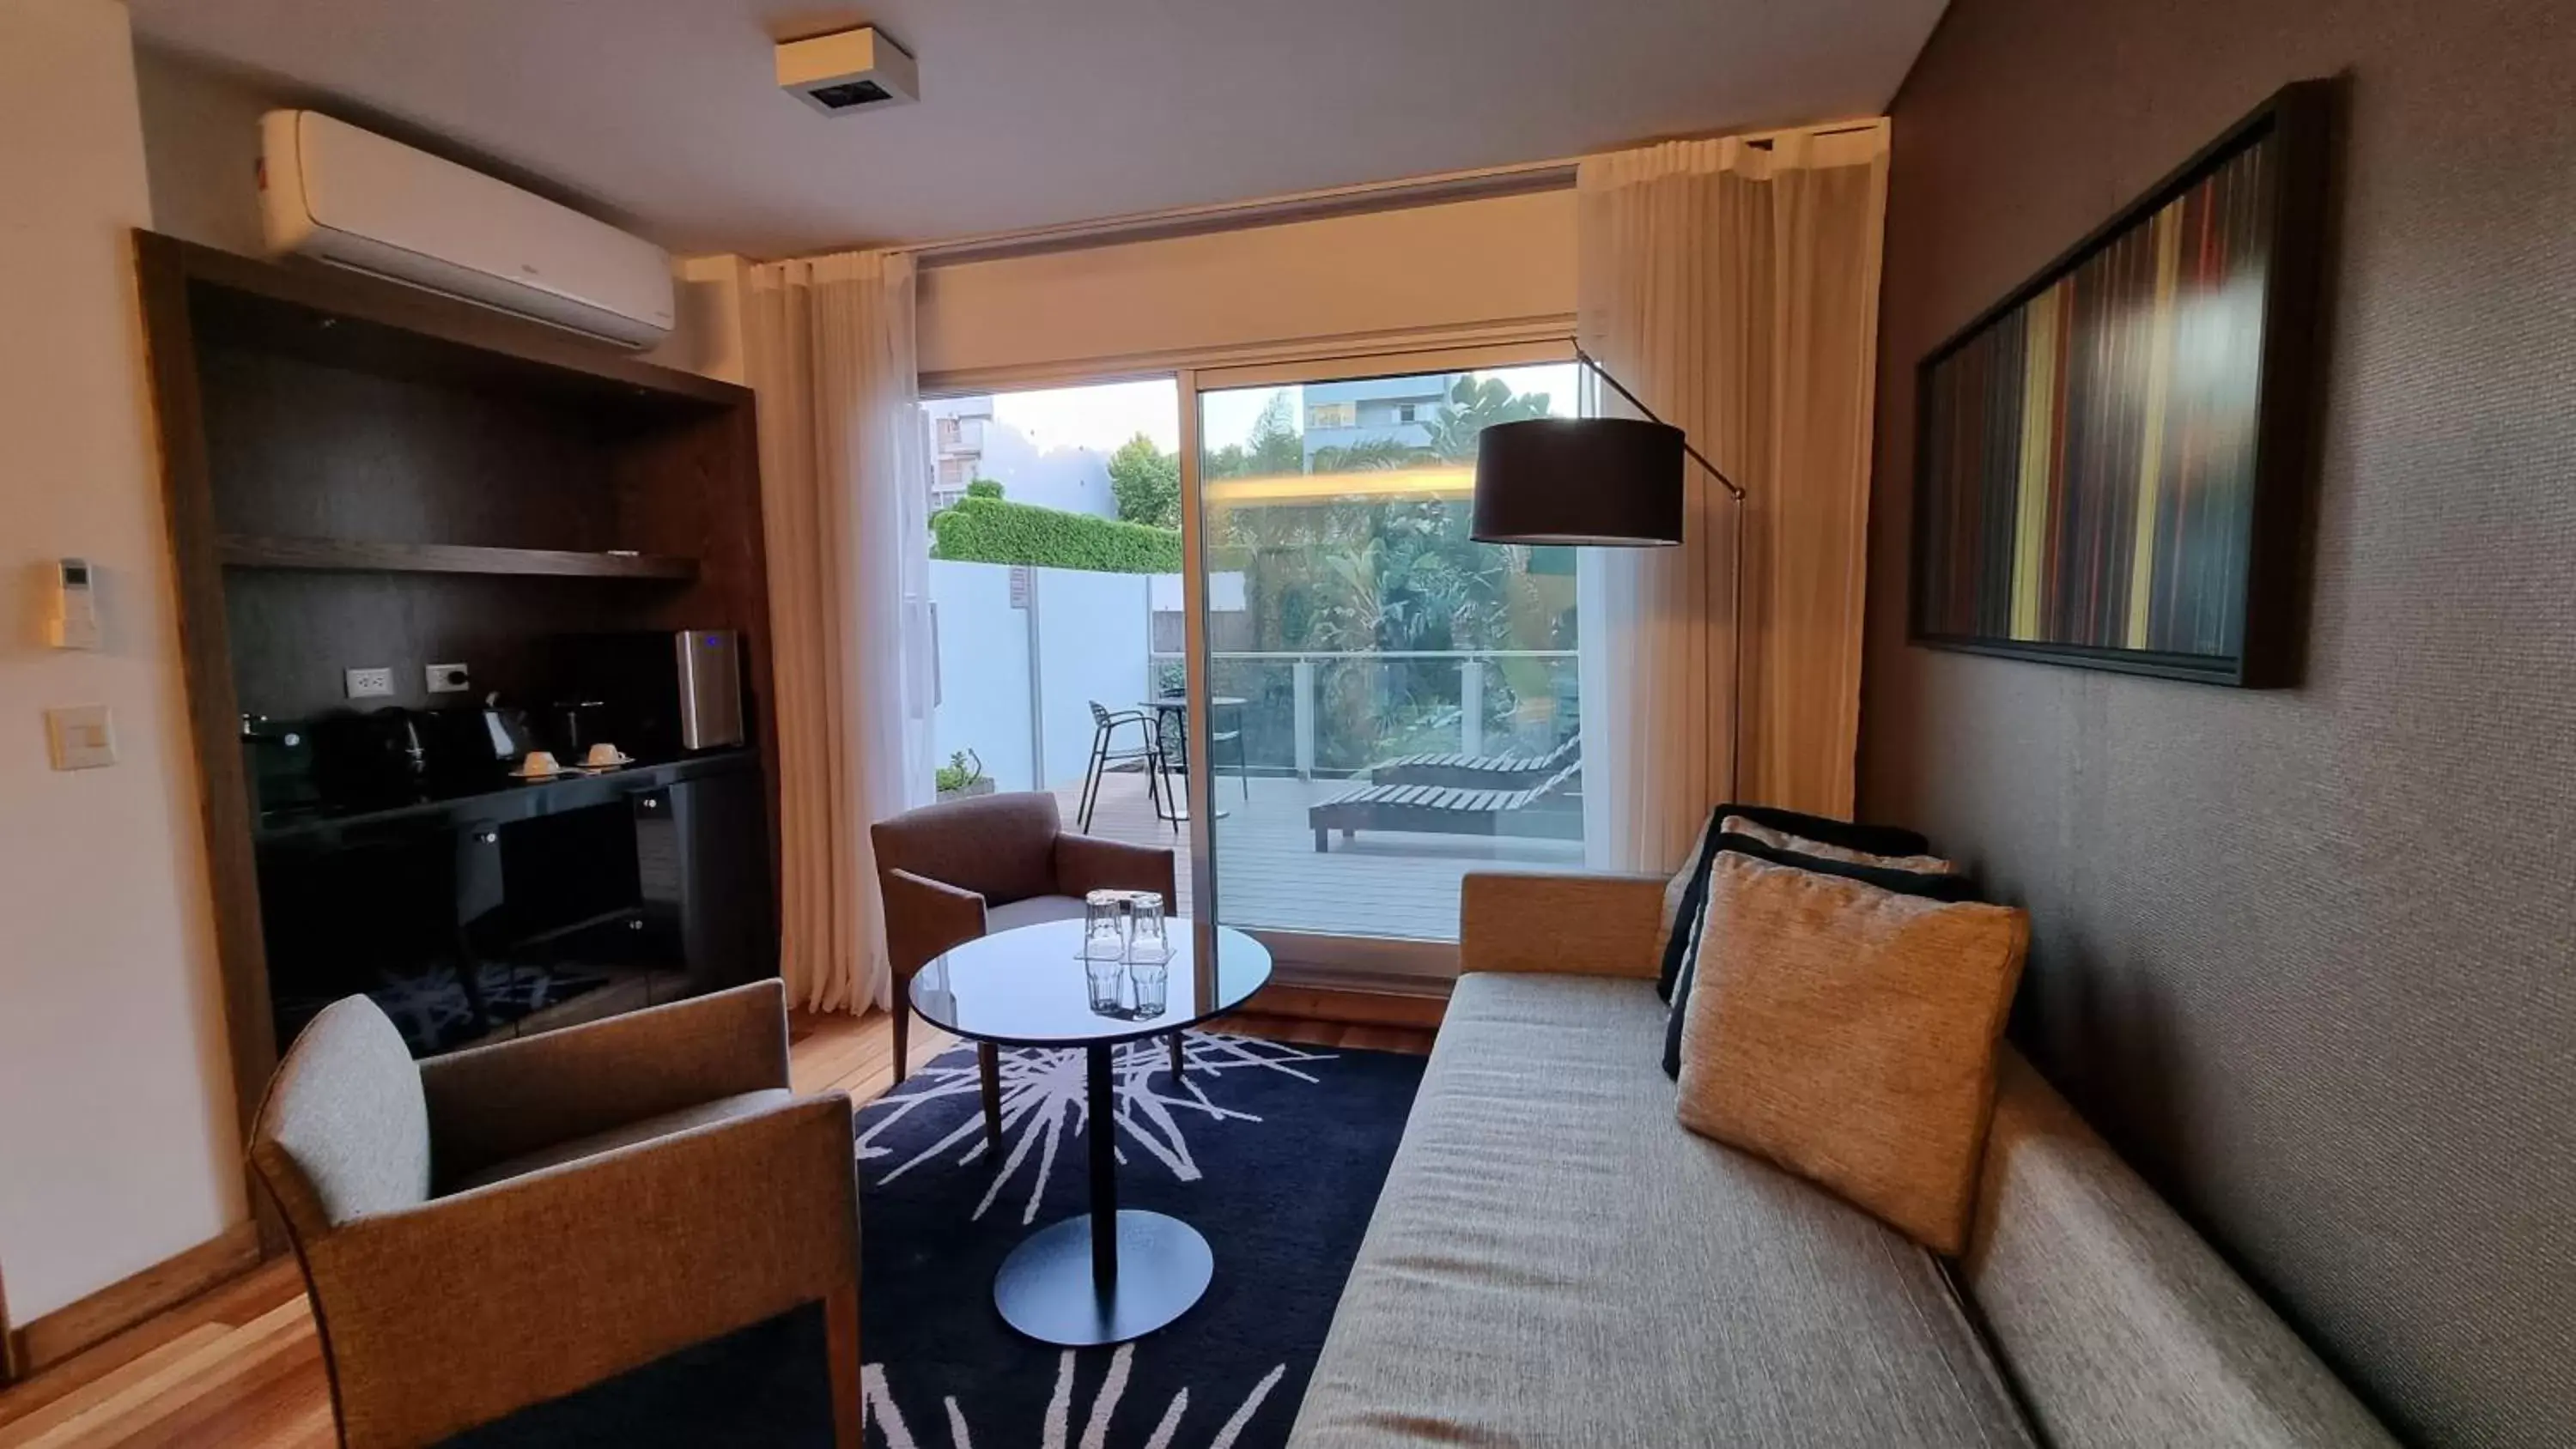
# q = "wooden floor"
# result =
<box><xmin>0</xmin><ymin>1002</ymin><xmax>1434</xmax><ymax>1448</ymax></box>
<box><xmin>1060</xmin><ymin>770</ymin><xmax>1586</xmax><ymax>942</ymax></box>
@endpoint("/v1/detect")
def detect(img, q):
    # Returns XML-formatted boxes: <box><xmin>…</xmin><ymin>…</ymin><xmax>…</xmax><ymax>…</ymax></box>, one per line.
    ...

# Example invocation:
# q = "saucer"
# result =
<box><xmin>581</xmin><ymin>753</ymin><xmax>636</xmax><ymax>770</ymax></box>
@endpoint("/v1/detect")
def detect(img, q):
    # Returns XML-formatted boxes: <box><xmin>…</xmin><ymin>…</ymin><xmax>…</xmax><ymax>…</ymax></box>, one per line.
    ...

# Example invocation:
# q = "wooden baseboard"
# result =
<box><xmin>1238</xmin><ymin>979</ymin><xmax>1449</xmax><ymax>1030</ymax></box>
<box><xmin>3</xmin><ymin>1222</ymin><xmax>264</xmax><ymax>1379</ymax></box>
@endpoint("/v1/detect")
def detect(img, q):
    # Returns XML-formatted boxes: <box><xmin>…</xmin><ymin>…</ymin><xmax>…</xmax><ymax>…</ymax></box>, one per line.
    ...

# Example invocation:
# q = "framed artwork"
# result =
<box><xmin>1909</xmin><ymin>81</ymin><xmax>2333</xmax><ymax>686</ymax></box>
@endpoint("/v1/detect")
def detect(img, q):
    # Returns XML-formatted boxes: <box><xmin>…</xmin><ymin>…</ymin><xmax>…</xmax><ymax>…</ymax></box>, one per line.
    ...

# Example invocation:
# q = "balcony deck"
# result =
<box><xmin>1050</xmin><ymin>769</ymin><xmax>1587</xmax><ymax>943</ymax></box>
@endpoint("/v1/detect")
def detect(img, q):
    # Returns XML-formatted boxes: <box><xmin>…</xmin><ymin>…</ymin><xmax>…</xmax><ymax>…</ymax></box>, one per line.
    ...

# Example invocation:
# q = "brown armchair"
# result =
<box><xmin>871</xmin><ymin>791</ymin><xmax>1182</xmax><ymax>1125</ymax></box>
<box><xmin>248</xmin><ymin>981</ymin><xmax>861</xmax><ymax>1449</ymax></box>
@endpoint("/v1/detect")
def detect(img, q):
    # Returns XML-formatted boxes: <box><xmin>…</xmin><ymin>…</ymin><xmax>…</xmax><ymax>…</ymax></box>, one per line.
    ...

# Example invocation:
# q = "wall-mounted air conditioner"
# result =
<box><xmin>258</xmin><ymin>110</ymin><xmax>675</xmax><ymax>349</ymax></box>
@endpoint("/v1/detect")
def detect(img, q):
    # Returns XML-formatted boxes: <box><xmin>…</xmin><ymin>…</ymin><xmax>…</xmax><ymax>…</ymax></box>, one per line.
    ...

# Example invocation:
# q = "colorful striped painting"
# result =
<box><xmin>1912</xmin><ymin>130</ymin><xmax>2281</xmax><ymax>670</ymax></box>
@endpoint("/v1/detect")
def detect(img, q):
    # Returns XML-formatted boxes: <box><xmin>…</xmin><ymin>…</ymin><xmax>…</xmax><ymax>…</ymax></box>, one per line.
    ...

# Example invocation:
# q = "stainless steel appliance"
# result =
<box><xmin>551</xmin><ymin>630</ymin><xmax>746</xmax><ymax>758</ymax></box>
<box><xmin>674</xmin><ymin>631</ymin><xmax>744</xmax><ymax>750</ymax></box>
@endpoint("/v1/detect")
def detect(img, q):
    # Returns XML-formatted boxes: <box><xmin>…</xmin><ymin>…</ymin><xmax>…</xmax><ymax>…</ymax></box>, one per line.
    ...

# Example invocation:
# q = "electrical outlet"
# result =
<box><xmin>344</xmin><ymin>666</ymin><xmax>394</xmax><ymax>700</ymax></box>
<box><xmin>426</xmin><ymin>662</ymin><xmax>471</xmax><ymax>694</ymax></box>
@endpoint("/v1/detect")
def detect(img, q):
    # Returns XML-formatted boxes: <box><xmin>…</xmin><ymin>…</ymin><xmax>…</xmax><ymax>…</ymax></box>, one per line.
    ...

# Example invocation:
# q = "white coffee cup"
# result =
<box><xmin>584</xmin><ymin>742</ymin><xmax>628</xmax><ymax>767</ymax></box>
<box><xmin>518</xmin><ymin>749</ymin><xmax>560</xmax><ymax>777</ymax></box>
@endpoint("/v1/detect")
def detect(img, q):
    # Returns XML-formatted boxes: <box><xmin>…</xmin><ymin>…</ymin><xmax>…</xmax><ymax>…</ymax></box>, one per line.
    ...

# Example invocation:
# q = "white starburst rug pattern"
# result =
<box><xmin>855</xmin><ymin>1032</ymin><xmax>1340</xmax><ymax>1226</ymax></box>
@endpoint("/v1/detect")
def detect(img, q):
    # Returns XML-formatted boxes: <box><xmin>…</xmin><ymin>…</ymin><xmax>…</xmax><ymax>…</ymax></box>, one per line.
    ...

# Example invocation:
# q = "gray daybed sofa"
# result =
<box><xmin>1288</xmin><ymin>871</ymin><xmax>2397</xmax><ymax>1448</ymax></box>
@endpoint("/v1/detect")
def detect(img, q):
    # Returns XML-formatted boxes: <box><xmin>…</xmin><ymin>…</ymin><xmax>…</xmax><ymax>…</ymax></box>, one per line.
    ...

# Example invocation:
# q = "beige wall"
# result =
<box><xmin>0</xmin><ymin>0</ymin><xmax>241</xmax><ymax>1325</ymax></box>
<box><xmin>916</xmin><ymin>188</ymin><xmax>1577</xmax><ymax>383</ymax></box>
<box><xmin>131</xmin><ymin>42</ymin><xmax>270</xmax><ymax>259</ymax></box>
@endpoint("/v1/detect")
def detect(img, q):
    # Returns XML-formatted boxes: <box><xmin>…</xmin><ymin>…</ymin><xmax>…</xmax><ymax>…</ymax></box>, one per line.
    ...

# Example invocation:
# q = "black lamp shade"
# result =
<box><xmin>1469</xmin><ymin>416</ymin><xmax>1686</xmax><ymax>546</ymax></box>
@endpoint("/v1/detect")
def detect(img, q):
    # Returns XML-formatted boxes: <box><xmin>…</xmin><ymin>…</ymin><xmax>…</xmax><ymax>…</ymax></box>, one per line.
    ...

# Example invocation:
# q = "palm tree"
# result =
<box><xmin>1310</xmin><ymin>435</ymin><xmax>1425</xmax><ymax>473</ymax></box>
<box><xmin>1418</xmin><ymin>375</ymin><xmax>1554</xmax><ymax>461</ymax></box>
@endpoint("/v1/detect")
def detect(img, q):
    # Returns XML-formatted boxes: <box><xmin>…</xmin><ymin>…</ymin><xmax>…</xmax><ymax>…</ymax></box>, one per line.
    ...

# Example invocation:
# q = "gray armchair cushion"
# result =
<box><xmin>250</xmin><ymin>994</ymin><xmax>431</xmax><ymax>1239</ymax></box>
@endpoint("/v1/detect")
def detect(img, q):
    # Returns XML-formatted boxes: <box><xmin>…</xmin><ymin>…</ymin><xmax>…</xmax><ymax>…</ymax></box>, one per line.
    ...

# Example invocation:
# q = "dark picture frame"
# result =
<box><xmin>1907</xmin><ymin>80</ymin><xmax>2333</xmax><ymax>687</ymax></box>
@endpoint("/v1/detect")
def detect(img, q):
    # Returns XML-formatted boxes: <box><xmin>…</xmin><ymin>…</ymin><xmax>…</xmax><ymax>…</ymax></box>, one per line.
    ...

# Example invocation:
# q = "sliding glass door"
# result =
<box><xmin>1181</xmin><ymin>352</ymin><xmax>1587</xmax><ymax>949</ymax></box>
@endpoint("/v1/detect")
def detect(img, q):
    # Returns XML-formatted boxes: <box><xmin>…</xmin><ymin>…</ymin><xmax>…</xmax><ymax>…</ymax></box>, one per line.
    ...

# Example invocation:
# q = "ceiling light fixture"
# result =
<box><xmin>776</xmin><ymin>26</ymin><xmax>919</xmax><ymax>114</ymax></box>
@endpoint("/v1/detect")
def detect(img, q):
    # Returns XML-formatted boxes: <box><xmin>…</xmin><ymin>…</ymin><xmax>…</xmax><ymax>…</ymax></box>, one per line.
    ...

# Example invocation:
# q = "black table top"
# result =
<box><xmin>253</xmin><ymin>747</ymin><xmax>758</xmax><ymax>845</ymax></box>
<box><xmin>908</xmin><ymin>919</ymin><xmax>1272</xmax><ymax>1049</ymax></box>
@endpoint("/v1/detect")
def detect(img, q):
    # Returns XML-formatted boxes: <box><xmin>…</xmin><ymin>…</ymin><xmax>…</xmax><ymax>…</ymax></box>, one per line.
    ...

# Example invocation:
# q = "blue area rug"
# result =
<box><xmin>443</xmin><ymin>1029</ymin><xmax>1423</xmax><ymax>1448</ymax></box>
<box><xmin>859</xmin><ymin>1031</ymin><xmax>1425</xmax><ymax>1447</ymax></box>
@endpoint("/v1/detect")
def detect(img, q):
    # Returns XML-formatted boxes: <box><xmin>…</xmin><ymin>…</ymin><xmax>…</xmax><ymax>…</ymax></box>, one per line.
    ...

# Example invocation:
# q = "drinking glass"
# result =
<box><xmin>1084</xmin><ymin>960</ymin><xmax>1127</xmax><ymax>1016</ymax></box>
<box><xmin>1128</xmin><ymin>961</ymin><xmax>1170</xmax><ymax>1017</ymax></box>
<box><xmin>1081</xmin><ymin>889</ymin><xmax>1130</xmax><ymax>961</ymax></box>
<box><xmin>1126</xmin><ymin>894</ymin><xmax>1170</xmax><ymax>962</ymax></box>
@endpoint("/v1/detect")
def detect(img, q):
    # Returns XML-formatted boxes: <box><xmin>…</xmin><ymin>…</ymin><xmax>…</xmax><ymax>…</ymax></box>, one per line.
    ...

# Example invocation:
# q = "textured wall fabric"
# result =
<box><xmin>1290</xmin><ymin>973</ymin><xmax>2034</xmax><ymax>1448</ymax></box>
<box><xmin>1675</xmin><ymin>854</ymin><xmax>2028</xmax><ymax>1251</ymax></box>
<box><xmin>1860</xmin><ymin>1</ymin><xmax>2576</xmax><ymax>1443</ymax></box>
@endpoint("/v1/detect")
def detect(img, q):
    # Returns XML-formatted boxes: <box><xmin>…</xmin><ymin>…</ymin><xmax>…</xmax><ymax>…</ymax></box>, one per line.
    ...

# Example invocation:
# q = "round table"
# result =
<box><xmin>908</xmin><ymin>918</ymin><xmax>1273</xmax><ymax>1346</ymax></box>
<box><xmin>1139</xmin><ymin>696</ymin><xmax>1247</xmax><ymax>824</ymax></box>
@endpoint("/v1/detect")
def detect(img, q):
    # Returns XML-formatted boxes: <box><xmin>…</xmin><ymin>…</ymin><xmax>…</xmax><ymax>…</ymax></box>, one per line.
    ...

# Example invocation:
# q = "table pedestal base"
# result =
<box><xmin>993</xmin><ymin>1210</ymin><xmax>1212</xmax><ymax>1346</ymax></box>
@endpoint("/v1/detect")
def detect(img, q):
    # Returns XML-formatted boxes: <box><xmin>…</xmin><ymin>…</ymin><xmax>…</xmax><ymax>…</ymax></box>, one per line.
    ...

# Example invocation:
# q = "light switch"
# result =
<box><xmin>46</xmin><ymin>704</ymin><xmax>118</xmax><ymax>771</ymax></box>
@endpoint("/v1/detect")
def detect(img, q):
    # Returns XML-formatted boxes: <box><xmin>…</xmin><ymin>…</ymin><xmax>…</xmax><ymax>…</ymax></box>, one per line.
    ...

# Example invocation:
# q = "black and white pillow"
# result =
<box><xmin>1662</xmin><ymin>832</ymin><xmax>1980</xmax><ymax>1081</ymax></box>
<box><xmin>1656</xmin><ymin>805</ymin><xmax>1936</xmax><ymax>1003</ymax></box>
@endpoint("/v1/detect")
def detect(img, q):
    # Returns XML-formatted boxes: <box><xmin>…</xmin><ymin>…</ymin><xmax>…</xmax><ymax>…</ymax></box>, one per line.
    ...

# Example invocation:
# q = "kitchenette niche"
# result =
<box><xmin>137</xmin><ymin>232</ymin><xmax>779</xmax><ymax>1129</ymax></box>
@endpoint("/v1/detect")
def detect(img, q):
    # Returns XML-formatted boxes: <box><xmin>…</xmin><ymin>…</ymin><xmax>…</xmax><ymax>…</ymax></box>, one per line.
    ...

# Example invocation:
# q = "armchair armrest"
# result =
<box><xmin>880</xmin><ymin>867</ymin><xmax>987</xmax><ymax>981</ymax></box>
<box><xmin>303</xmin><ymin>1092</ymin><xmax>858</xmax><ymax>1449</ymax></box>
<box><xmin>420</xmin><ymin>979</ymin><xmax>789</xmax><ymax>1187</ymax></box>
<box><xmin>1460</xmin><ymin>872</ymin><xmax>1669</xmax><ymax>979</ymax></box>
<box><xmin>1054</xmin><ymin>834</ymin><xmax>1178</xmax><ymax>910</ymax></box>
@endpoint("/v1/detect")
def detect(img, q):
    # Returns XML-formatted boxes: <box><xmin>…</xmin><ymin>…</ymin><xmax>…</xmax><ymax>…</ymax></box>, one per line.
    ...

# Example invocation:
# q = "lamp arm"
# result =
<box><xmin>1574</xmin><ymin>347</ymin><xmax>1747</xmax><ymax>501</ymax></box>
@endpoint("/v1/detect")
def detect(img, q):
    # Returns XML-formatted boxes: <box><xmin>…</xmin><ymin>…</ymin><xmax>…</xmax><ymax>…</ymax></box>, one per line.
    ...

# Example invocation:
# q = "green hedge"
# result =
<box><xmin>929</xmin><ymin>495</ymin><xmax>1182</xmax><ymax>573</ymax></box>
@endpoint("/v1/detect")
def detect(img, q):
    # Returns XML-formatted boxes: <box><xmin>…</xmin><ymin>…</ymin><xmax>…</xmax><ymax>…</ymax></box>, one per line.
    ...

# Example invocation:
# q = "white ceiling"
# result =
<box><xmin>126</xmin><ymin>0</ymin><xmax>1946</xmax><ymax>258</ymax></box>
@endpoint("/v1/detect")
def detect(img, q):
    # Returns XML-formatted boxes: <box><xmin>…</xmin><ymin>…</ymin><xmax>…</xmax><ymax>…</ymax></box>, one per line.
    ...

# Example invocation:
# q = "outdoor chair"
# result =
<box><xmin>1150</xmin><ymin>697</ymin><xmax>1249</xmax><ymax>828</ymax></box>
<box><xmin>1078</xmin><ymin>700</ymin><xmax>1166</xmax><ymax>831</ymax></box>
<box><xmin>1309</xmin><ymin>758</ymin><xmax>1585</xmax><ymax>852</ymax></box>
<box><xmin>1366</xmin><ymin>731</ymin><xmax>1580</xmax><ymax>791</ymax></box>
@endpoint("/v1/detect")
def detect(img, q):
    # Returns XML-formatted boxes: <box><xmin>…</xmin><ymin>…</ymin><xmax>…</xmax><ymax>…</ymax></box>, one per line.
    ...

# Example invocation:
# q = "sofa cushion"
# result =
<box><xmin>1664</xmin><ymin>840</ymin><xmax>1984</xmax><ymax>1079</ymax></box>
<box><xmin>442</xmin><ymin>1088</ymin><xmax>796</xmax><ymax>1194</ymax></box>
<box><xmin>1288</xmin><ymin>972</ymin><xmax>2034</xmax><ymax>1448</ymax></box>
<box><xmin>1655</xmin><ymin>804</ymin><xmax>1937</xmax><ymax>1001</ymax></box>
<box><xmin>1962</xmin><ymin>1050</ymin><xmax>2400</xmax><ymax>1448</ymax></box>
<box><xmin>1674</xmin><ymin>852</ymin><xmax>2029</xmax><ymax>1253</ymax></box>
<box><xmin>1723</xmin><ymin>813</ymin><xmax>1956</xmax><ymax>874</ymax></box>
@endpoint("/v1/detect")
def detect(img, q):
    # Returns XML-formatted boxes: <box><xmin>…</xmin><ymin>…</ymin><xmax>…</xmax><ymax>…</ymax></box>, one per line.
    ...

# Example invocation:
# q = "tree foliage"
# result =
<box><xmin>1106</xmin><ymin>433</ymin><xmax>1180</xmax><ymax>528</ymax></box>
<box><xmin>965</xmin><ymin>477</ymin><xmax>1005</xmax><ymax>499</ymax></box>
<box><xmin>929</xmin><ymin>494</ymin><xmax>1181</xmax><ymax>573</ymax></box>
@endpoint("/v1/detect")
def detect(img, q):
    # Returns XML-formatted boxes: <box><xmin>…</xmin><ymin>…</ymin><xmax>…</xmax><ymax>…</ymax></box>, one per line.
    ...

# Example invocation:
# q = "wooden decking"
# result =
<box><xmin>1056</xmin><ymin>770</ymin><xmax>1587</xmax><ymax>942</ymax></box>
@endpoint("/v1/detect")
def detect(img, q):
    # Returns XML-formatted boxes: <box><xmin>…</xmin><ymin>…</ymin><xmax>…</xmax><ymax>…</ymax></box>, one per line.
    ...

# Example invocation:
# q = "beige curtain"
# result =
<box><xmin>744</xmin><ymin>250</ymin><xmax>934</xmax><ymax>1013</ymax></box>
<box><xmin>1576</xmin><ymin>125</ymin><xmax>1889</xmax><ymax>870</ymax></box>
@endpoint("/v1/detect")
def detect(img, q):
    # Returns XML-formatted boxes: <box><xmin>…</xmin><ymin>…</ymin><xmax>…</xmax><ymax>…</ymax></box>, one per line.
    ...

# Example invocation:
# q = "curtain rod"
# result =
<box><xmin>878</xmin><ymin>116</ymin><xmax>1886</xmax><ymax>269</ymax></box>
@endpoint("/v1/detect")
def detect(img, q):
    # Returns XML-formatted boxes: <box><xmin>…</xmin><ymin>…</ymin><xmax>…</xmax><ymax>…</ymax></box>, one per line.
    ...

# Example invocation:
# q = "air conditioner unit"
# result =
<box><xmin>258</xmin><ymin>110</ymin><xmax>675</xmax><ymax>349</ymax></box>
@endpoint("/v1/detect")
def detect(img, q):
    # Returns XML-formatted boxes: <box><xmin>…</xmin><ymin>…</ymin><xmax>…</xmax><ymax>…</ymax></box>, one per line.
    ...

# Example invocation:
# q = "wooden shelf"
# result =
<box><xmin>216</xmin><ymin>534</ymin><xmax>698</xmax><ymax>581</ymax></box>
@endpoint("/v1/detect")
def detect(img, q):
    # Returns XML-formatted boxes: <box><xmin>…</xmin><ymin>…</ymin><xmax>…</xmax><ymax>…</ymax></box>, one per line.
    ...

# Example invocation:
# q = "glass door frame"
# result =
<box><xmin>1176</xmin><ymin>337</ymin><xmax>1580</xmax><ymax>984</ymax></box>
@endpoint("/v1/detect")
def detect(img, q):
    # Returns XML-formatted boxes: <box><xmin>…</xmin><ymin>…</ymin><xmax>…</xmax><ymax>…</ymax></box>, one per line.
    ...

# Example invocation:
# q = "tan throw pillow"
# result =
<box><xmin>1675</xmin><ymin>852</ymin><xmax>2029</xmax><ymax>1252</ymax></box>
<box><xmin>1722</xmin><ymin>814</ymin><xmax>1956</xmax><ymax>876</ymax></box>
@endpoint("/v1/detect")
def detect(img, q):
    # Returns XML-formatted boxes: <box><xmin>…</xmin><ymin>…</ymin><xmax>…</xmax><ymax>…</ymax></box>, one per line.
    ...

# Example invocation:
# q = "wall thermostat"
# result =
<box><xmin>47</xmin><ymin>557</ymin><xmax>100</xmax><ymax>650</ymax></box>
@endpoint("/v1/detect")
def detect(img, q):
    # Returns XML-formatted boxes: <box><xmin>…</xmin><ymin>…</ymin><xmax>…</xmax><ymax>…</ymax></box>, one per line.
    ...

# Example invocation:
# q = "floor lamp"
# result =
<box><xmin>1468</xmin><ymin>348</ymin><xmax>1748</xmax><ymax>801</ymax></box>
